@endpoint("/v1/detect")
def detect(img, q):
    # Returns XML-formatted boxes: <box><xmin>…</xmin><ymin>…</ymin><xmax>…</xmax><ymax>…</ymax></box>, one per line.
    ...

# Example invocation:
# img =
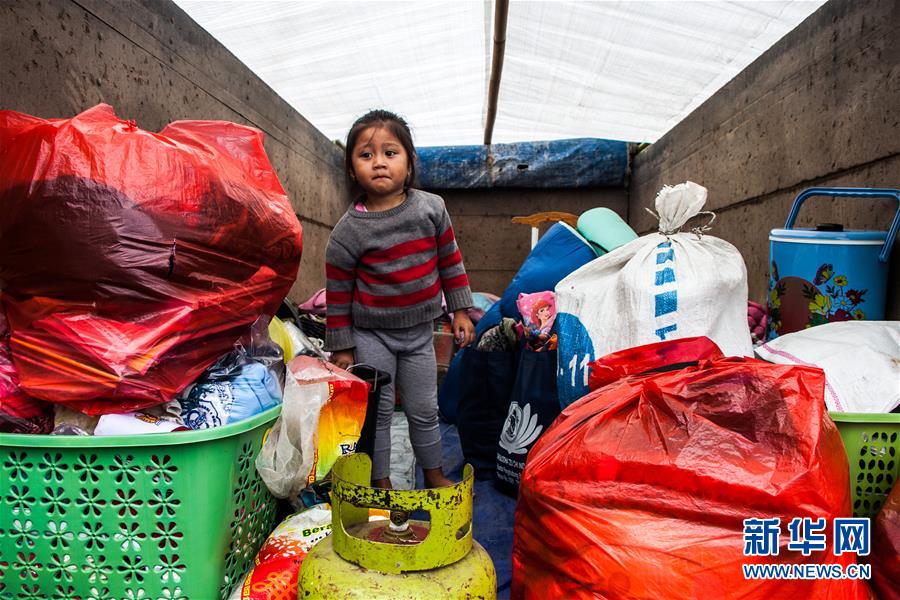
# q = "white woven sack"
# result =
<box><xmin>556</xmin><ymin>182</ymin><xmax>753</xmax><ymax>407</ymax></box>
<box><xmin>756</xmin><ymin>321</ymin><xmax>900</xmax><ymax>413</ymax></box>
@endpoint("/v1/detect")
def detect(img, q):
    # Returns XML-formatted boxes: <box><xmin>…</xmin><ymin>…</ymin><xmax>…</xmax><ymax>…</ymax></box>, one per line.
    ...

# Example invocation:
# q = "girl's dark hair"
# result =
<box><xmin>345</xmin><ymin>109</ymin><xmax>417</xmax><ymax>191</ymax></box>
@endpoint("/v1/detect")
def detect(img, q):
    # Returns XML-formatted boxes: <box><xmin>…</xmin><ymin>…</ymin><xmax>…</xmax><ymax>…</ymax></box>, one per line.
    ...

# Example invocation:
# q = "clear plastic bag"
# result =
<box><xmin>179</xmin><ymin>317</ymin><xmax>285</xmax><ymax>429</ymax></box>
<box><xmin>256</xmin><ymin>357</ymin><xmax>368</xmax><ymax>499</ymax></box>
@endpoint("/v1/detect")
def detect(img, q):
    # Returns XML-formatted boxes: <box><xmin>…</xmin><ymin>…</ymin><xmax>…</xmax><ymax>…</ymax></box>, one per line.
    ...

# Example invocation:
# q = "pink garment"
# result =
<box><xmin>517</xmin><ymin>291</ymin><xmax>557</xmax><ymax>350</ymax></box>
<box><xmin>298</xmin><ymin>288</ymin><xmax>327</xmax><ymax>316</ymax></box>
<box><xmin>354</xmin><ymin>201</ymin><xmax>367</xmax><ymax>212</ymax></box>
<box><xmin>442</xmin><ymin>291</ymin><xmax>495</xmax><ymax>325</ymax></box>
<box><xmin>747</xmin><ymin>300</ymin><xmax>768</xmax><ymax>344</ymax></box>
<box><xmin>517</xmin><ymin>291</ymin><xmax>556</xmax><ymax>336</ymax></box>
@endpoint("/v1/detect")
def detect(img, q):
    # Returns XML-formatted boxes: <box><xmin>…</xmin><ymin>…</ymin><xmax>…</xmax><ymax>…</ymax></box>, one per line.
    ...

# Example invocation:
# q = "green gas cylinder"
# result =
<box><xmin>297</xmin><ymin>454</ymin><xmax>496</xmax><ymax>599</ymax></box>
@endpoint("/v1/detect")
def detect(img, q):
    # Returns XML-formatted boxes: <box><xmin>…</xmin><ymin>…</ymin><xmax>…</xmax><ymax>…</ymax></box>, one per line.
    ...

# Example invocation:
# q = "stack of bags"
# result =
<box><xmin>0</xmin><ymin>104</ymin><xmax>303</xmax><ymax>435</ymax></box>
<box><xmin>510</xmin><ymin>182</ymin><xmax>897</xmax><ymax>599</ymax></box>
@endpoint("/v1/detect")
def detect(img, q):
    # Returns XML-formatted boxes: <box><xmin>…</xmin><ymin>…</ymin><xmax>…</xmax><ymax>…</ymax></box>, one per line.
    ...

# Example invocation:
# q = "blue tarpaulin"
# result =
<box><xmin>417</xmin><ymin>423</ymin><xmax>516</xmax><ymax>598</ymax></box>
<box><xmin>417</xmin><ymin>138</ymin><xmax>629</xmax><ymax>189</ymax></box>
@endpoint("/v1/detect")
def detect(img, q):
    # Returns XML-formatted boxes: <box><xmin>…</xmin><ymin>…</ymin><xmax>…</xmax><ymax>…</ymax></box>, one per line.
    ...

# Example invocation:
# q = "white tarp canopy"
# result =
<box><xmin>175</xmin><ymin>0</ymin><xmax>825</xmax><ymax>146</ymax></box>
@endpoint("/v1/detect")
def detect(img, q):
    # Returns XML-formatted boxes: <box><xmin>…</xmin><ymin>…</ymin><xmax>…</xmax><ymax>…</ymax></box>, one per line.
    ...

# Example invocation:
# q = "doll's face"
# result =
<box><xmin>537</xmin><ymin>306</ymin><xmax>551</xmax><ymax>322</ymax></box>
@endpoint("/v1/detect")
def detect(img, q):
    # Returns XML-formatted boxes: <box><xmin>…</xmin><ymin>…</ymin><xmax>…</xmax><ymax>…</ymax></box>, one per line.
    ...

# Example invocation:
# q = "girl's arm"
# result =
<box><xmin>435</xmin><ymin>204</ymin><xmax>475</xmax><ymax>347</ymax></box>
<box><xmin>324</xmin><ymin>237</ymin><xmax>357</xmax><ymax>354</ymax></box>
<box><xmin>453</xmin><ymin>310</ymin><xmax>476</xmax><ymax>348</ymax></box>
<box><xmin>435</xmin><ymin>206</ymin><xmax>474</xmax><ymax>314</ymax></box>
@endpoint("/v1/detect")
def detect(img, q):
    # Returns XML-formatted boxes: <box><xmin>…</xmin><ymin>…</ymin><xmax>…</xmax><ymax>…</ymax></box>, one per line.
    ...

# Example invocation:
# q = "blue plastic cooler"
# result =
<box><xmin>767</xmin><ymin>187</ymin><xmax>899</xmax><ymax>340</ymax></box>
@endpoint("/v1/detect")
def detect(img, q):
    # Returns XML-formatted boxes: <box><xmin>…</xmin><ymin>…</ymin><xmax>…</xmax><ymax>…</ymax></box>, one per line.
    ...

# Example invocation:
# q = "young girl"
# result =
<box><xmin>325</xmin><ymin>109</ymin><xmax>475</xmax><ymax>489</ymax></box>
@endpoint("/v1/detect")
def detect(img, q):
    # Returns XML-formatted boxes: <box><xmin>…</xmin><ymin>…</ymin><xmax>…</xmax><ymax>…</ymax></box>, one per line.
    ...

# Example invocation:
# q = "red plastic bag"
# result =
<box><xmin>0</xmin><ymin>307</ymin><xmax>52</xmax><ymax>433</ymax></box>
<box><xmin>0</xmin><ymin>105</ymin><xmax>302</xmax><ymax>414</ymax></box>
<box><xmin>871</xmin><ymin>482</ymin><xmax>899</xmax><ymax>600</ymax></box>
<box><xmin>513</xmin><ymin>337</ymin><xmax>868</xmax><ymax>600</ymax></box>
<box><xmin>587</xmin><ymin>334</ymin><xmax>722</xmax><ymax>391</ymax></box>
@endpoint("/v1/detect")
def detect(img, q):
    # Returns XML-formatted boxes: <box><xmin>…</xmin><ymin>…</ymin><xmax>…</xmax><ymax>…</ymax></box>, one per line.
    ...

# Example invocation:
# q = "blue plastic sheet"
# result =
<box><xmin>418</xmin><ymin>422</ymin><xmax>516</xmax><ymax>598</ymax></box>
<box><xmin>417</xmin><ymin>138</ymin><xmax>628</xmax><ymax>189</ymax></box>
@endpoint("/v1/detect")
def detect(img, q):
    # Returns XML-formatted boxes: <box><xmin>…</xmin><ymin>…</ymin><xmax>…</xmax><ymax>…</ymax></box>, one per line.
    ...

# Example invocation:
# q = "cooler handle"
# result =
<box><xmin>784</xmin><ymin>187</ymin><xmax>900</xmax><ymax>263</ymax></box>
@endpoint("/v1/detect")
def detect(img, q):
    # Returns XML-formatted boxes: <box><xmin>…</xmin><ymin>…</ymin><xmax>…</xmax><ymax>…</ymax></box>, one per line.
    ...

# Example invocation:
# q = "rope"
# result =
<box><xmin>645</xmin><ymin>207</ymin><xmax>717</xmax><ymax>239</ymax></box>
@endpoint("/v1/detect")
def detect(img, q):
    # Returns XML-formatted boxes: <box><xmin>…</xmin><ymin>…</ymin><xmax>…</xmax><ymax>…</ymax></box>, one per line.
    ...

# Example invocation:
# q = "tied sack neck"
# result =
<box><xmin>645</xmin><ymin>181</ymin><xmax>716</xmax><ymax>237</ymax></box>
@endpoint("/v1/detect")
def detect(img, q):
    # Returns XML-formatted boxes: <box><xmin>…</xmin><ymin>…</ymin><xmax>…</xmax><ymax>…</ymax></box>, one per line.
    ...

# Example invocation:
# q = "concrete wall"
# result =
<box><xmin>1</xmin><ymin>0</ymin><xmax>350</xmax><ymax>302</ymax></box>
<box><xmin>7</xmin><ymin>0</ymin><xmax>895</xmax><ymax>313</ymax></box>
<box><xmin>436</xmin><ymin>188</ymin><xmax>629</xmax><ymax>295</ymax></box>
<box><xmin>2</xmin><ymin>0</ymin><xmax>627</xmax><ymax>303</ymax></box>
<box><xmin>629</xmin><ymin>0</ymin><xmax>899</xmax><ymax>317</ymax></box>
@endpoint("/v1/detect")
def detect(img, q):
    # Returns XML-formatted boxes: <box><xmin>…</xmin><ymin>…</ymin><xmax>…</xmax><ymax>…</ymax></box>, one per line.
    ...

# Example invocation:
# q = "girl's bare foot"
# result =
<box><xmin>371</xmin><ymin>477</ymin><xmax>393</xmax><ymax>489</ymax></box>
<box><xmin>423</xmin><ymin>468</ymin><xmax>454</xmax><ymax>488</ymax></box>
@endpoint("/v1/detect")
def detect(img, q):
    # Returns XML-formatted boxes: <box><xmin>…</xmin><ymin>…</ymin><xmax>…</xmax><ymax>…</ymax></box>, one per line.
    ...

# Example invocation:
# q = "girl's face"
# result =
<box><xmin>537</xmin><ymin>306</ymin><xmax>551</xmax><ymax>323</ymax></box>
<box><xmin>350</xmin><ymin>126</ymin><xmax>410</xmax><ymax>199</ymax></box>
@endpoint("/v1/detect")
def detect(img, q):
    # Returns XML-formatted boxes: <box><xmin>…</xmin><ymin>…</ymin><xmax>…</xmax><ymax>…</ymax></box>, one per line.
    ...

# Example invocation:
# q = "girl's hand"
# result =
<box><xmin>330</xmin><ymin>349</ymin><xmax>354</xmax><ymax>370</ymax></box>
<box><xmin>452</xmin><ymin>310</ymin><xmax>476</xmax><ymax>348</ymax></box>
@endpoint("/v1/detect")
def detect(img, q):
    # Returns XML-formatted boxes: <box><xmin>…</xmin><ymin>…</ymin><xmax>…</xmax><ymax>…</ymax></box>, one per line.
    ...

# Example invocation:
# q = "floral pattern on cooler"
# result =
<box><xmin>767</xmin><ymin>260</ymin><xmax>785</xmax><ymax>336</ymax></box>
<box><xmin>802</xmin><ymin>263</ymin><xmax>867</xmax><ymax>326</ymax></box>
<box><xmin>767</xmin><ymin>261</ymin><xmax>868</xmax><ymax>338</ymax></box>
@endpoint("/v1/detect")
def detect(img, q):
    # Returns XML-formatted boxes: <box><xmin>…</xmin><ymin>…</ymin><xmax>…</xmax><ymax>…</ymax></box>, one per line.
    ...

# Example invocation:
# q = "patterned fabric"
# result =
<box><xmin>476</xmin><ymin>318</ymin><xmax>521</xmax><ymax>352</ymax></box>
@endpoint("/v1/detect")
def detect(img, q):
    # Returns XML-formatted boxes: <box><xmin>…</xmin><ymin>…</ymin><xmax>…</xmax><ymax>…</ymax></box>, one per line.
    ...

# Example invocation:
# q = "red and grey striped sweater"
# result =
<box><xmin>324</xmin><ymin>189</ymin><xmax>473</xmax><ymax>351</ymax></box>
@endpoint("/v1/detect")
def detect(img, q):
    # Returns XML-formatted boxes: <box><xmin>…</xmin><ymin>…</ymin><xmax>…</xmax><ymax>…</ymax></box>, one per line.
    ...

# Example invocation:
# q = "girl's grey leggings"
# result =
<box><xmin>352</xmin><ymin>322</ymin><xmax>441</xmax><ymax>481</ymax></box>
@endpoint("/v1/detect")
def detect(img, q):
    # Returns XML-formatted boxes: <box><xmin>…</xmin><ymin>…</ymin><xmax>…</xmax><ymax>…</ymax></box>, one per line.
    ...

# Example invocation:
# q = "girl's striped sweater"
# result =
<box><xmin>324</xmin><ymin>188</ymin><xmax>473</xmax><ymax>351</ymax></box>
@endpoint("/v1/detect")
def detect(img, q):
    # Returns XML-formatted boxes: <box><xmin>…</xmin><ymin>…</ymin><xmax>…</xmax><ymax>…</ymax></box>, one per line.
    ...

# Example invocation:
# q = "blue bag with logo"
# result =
<box><xmin>495</xmin><ymin>348</ymin><xmax>560</xmax><ymax>496</ymax></box>
<box><xmin>456</xmin><ymin>347</ymin><xmax>519</xmax><ymax>479</ymax></box>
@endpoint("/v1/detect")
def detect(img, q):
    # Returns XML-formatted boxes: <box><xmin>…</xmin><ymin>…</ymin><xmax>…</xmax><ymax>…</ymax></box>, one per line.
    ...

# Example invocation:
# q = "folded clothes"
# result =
<box><xmin>181</xmin><ymin>361</ymin><xmax>282</xmax><ymax>429</ymax></box>
<box><xmin>94</xmin><ymin>411</ymin><xmax>187</xmax><ymax>435</ymax></box>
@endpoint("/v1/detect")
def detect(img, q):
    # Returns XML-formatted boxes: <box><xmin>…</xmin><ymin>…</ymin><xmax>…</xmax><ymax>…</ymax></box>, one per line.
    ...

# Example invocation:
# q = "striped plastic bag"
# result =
<box><xmin>555</xmin><ymin>182</ymin><xmax>753</xmax><ymax>408</ymax></box>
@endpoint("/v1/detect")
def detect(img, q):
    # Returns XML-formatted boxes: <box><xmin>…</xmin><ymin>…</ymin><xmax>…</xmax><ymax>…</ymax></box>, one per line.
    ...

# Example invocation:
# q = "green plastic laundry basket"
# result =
<box><xmin>0</xmin><ymin>405</ymin><xmax>281</xmax><ymax>600</ymax></box>
<box><xmin>829</xmin><ymin>411</ymin><xmax>900</xmax><ymax>519</ymax></box>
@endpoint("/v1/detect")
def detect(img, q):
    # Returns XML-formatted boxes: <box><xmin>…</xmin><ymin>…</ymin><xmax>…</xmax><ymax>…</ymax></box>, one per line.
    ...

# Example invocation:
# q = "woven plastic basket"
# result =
<box><xmin>829</xmin><ymin>411</ymin><xmax>900</xmax><ymax>519</ymax></box>
<box><xmin>0</xmin><ymin>405</ymin><xmax>280</xmax><ymax>600</ymax></box>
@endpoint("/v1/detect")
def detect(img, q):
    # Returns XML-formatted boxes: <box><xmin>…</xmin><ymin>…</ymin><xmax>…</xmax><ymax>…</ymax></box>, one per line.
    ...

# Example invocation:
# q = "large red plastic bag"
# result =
<box><xmin>0</xmin><ymin>105</ymin><xmax>302</xmax><ymax>414</ymax></box>
<box><xmin>871</xmin><ymin>482</ymin><xmax>899</xmax><ymax>600</ymax></box>
<box><xmin>0</xmin><ymin>307</ymin><xmax>52</xmax><ymax>434</ymax></box>
<box><xmin>256</xmin><ymin>357</ymin><xmax>368</xmax><ymax>499</ymax></box>
<box><xmin>0</xmin><ymin>392</ymin><xmax>53</xmax><ymax>434</ymax></box>
<box><xmin>587</xmin><ymin>334</ymin><xmax>722</xmax><ymax>391</ymax></box>
<box><xmin>513</xmin><ymin>337</ymin><xmax>868</xmax><ymax>600</ymax></box>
